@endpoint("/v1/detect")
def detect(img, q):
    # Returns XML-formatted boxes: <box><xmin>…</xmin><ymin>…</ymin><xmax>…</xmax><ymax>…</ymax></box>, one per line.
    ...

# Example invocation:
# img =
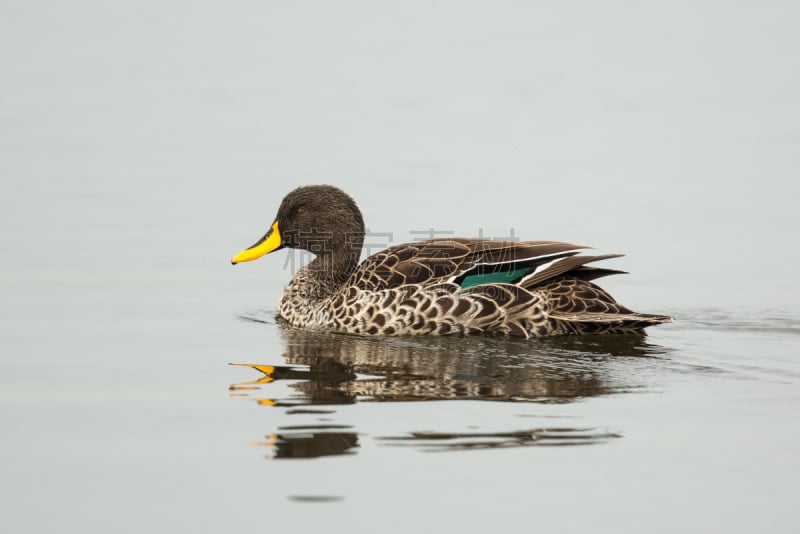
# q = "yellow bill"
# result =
<box><xmin>231</xmin><ymin>221</ymin><xmax>282</xmax><ymax>264</ymax></box>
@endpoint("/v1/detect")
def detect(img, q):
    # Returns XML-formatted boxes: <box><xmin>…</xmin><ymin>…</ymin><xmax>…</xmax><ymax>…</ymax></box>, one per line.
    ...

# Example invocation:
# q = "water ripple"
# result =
<box><xmin>674</xmin><ymin>309</ymin><xmax>800</xmax><ymax>336</ymax></box>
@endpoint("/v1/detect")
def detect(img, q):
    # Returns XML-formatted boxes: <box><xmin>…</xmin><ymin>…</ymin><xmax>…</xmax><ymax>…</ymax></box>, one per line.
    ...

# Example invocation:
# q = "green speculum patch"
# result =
<box><xmin>458</xmin><ymin>267</ymin><xmax>532</xmax><ymax>288</ymax></box>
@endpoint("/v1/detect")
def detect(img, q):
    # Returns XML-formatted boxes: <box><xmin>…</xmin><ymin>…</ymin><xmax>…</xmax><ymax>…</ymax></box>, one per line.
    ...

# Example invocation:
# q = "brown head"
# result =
<box><xmin>231</xmin><ymin>185</ymin><xmax>366</xmax><ymax>275</ymax></box>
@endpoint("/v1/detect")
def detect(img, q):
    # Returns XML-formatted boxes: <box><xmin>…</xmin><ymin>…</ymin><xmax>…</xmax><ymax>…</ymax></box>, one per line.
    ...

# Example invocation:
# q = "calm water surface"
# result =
<box><xmin>2</xmin><ymin>2</ymin><xmax>799</xmax><ymax>533</ymax></box>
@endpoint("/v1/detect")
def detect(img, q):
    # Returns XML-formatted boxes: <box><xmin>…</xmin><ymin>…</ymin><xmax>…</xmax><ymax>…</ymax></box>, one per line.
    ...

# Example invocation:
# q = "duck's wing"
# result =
<box><xmin>349</xmin><ymin>237</ymin><xmax>625</xmax><ymax>291</ymax></box>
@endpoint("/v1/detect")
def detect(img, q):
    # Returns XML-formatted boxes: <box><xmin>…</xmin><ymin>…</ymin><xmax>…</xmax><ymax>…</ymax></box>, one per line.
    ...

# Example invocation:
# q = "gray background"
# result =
<box><xmin>2</xmin><ymin>2</ymin><xmax>798</xmax><ymax>533</ymax></box>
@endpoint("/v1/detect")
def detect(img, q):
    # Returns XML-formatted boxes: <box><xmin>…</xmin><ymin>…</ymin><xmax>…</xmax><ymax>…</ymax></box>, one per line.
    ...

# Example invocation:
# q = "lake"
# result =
<box><xmin>1</xmin><ymin>2</ymin><xmax>799</xmax><ymax>533</ymax></box>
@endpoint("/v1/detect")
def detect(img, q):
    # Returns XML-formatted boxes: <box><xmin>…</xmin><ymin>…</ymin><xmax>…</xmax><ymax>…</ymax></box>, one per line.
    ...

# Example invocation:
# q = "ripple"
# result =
<box><xmin>237</xmin><ymin>309</ymin><xmax>279</xmax><ymax>325</ymax></box>
<box><xmin>287</xmin><ymin>495</ymin><xmax>345</xmax><ymax>503</ymax></box>
<box><xmin>674</xmin><ymin>309</ymin><xmax>800</xmax><ymax>336</ymax></box>
<box><xmin>377</xmin><ymin>427</ymin><xmax>622</xmax><ymax>451</ymax></box>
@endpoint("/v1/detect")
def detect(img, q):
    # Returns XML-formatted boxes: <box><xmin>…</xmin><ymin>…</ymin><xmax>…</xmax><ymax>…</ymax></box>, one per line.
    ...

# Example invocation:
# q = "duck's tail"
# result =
<box><xmin>528</xmin><ymin>276</ymin><xmax>672</xmax><ymax>335</ymax></box>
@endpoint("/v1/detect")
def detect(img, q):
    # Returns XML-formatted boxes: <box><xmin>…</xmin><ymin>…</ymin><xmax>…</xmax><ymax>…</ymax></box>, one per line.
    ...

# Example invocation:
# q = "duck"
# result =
<box><xmin>231</xmin><ymin>185</ymin><xmax>672</xmax><ymax>337</ymax></box>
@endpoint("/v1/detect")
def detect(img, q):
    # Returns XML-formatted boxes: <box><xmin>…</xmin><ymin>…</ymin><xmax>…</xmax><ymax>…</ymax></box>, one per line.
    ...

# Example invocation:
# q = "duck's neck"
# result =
<box><xmin>302</xmin><ymin>236</ymin><xmax>363</xmax><ymax>298</ymax></box>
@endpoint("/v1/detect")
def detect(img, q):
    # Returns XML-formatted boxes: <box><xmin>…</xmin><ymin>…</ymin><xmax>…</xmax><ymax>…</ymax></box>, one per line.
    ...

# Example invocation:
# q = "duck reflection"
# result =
<box><xmin>231</xmin><ymin>323</ymin><xmax>666</xmax><ymax>406</ymax></box>
<box><xmin>378</xmin><ymin>427</ymin><xmax>622</xmax><ymax>451</ymax></box>
<box><xmin>231</xmin><ymin>322</ymin><xmax>666</xmax><ymax>458</ymax></box>
<box><xmin>249</xmin><ymin>426</ymin><xmax>359</xmax><ymax>459</ymax></box>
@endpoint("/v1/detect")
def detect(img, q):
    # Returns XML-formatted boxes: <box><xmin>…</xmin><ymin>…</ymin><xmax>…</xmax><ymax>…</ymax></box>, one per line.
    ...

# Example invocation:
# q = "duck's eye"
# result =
<box><xmin>295</xmin><ymin>207</ymin><xmax>305</xmax><ymax>216</ymax></box>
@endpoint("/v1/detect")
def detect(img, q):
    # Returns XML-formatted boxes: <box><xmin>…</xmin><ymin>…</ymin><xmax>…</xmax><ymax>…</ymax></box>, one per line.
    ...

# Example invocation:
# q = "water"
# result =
<box><xmin>2</xmin><ymin>2</ymin><xmax>799</xmax><ymax>532</ymax></box>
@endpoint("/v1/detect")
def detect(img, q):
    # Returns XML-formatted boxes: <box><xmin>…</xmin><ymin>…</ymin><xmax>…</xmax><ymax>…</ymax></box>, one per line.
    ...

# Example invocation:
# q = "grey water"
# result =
<box><xmin>2</xmin><ymin>2</ymin><xmax>799</xmax><ymax>533</ymax></box>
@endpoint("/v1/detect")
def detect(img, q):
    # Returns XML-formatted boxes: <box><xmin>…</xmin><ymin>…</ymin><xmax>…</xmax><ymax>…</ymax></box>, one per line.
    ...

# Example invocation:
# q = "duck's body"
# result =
<box><xmin>233</xmin><ymin>185</ymin><xmax>671</xmax><ymax>338</ymax></box>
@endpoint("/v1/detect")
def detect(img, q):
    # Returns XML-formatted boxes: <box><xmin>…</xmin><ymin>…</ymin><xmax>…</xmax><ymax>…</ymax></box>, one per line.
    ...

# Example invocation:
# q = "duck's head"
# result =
<box><xmin>231</xmin><ymin>185</ymin><xmax>365</xmax><ymax>265</ymax></box>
